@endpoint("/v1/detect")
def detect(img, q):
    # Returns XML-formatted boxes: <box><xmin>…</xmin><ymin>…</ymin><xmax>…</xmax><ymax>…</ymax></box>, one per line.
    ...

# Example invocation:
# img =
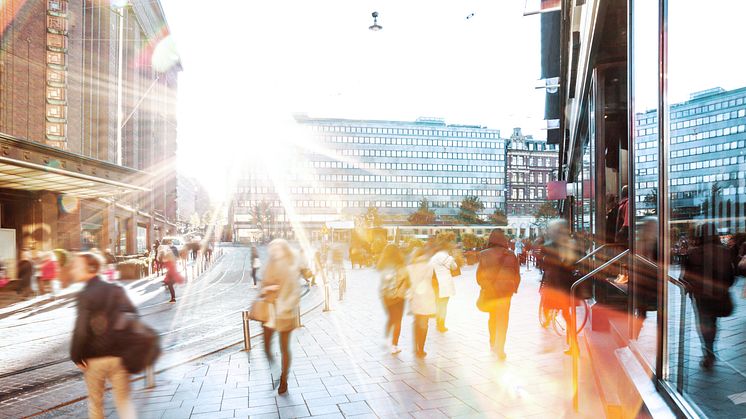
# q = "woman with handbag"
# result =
<box><xmin>377</xmin><ymin>244</ymin><xmax>410</xmax><ymax>354</ymax></box>
<box><xmin>406</xmin><ymin>246</ymin><xmax>437</xmax><ymax>359</ymax></box>
<box><xmin>430</xmin><ymin>238</ymin><xmax>458</xmax><ymax>333</ymax></box>
<box><xmin>476</xmin><ymin>229</ymin><xmax>520</xmax><ymax>359</ymax></box>
<box><xmin>540</xmin><ymin>220</ymin><xmax>578</xmax><ymax>353</ymax></box>
<box><xmin>259</xmin><ymin>239</ymin><xmax>300</xmax><ymax>394</ymax></box>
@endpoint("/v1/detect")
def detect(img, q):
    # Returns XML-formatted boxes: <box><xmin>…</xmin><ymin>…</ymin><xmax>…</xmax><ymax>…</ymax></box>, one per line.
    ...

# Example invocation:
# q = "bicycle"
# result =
<box><xmin>538</xmin><ymin>291</ymin><xmax>589</xmax><ymax>337</ymax></box>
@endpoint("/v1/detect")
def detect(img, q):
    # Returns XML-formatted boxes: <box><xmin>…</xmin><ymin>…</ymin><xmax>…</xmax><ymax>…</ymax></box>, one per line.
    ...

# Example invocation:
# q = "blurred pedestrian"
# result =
<box><xmin>540</xmin><ymin>219</ymin><xmax>578</xmax><ymax>352</ymax></box>
<box><xmin>514</xmin><ymin>238</ymin><xmax>524</xmax><ymax>264</ymax></box>
<box><xmin>476</xmin><ymin>229</ymin><xmax>520</xmax><ymax>359</ymax></box>
<box><xmin>430</xmin><ymin>238</ymin><xmax>457</xmax><ymax>333</ymax></box>
<box><xmin>683</xmin><ymin>223</ymin><xmax>736</xmax><ymax>370</ymax></box>
<box><xmin>407</xmin><ymin>246</ymin><xmax>437</xmax><ymax>358</ymax></box>
<box><xmin>260</xmin><ymin>239</ymin><xmax>300</xmax><ymax>394</ymax></box>
<box><xmin>377</xmin><ymin>244</ymin><xmax>410</xmax><ymax>354</ymax></box>
<box><xmin>251</xmin><ymin>245</ymin><xmax>261</xmax><ymax>288</ymax></box>
<box><xmin>615</xmin><ymin>186</ymin><xmax>630</xmax><ymax>245</ymax></box>
<box><xmin>70</xmin><ymin>252</ymin><xmax>136</xmax><ymax>419</ymax></box>
<box><xmin>16</xmin><ymin>250</ymin><xmax>33</xmax><ymax>298</ymax></box>
<box><xmin>38</xmin><ymin>251</ymin><xmax>59</xmax><ymax>296</ymax></box>
<box><xmin>632</xmin><ymin>218</ymin><xmax>658</xmax><ymax>339</ymax></box>
<box><xmin>163</xmin><ymin>252</ymin><xmax>182</xmax><ymax>303</ymax></box>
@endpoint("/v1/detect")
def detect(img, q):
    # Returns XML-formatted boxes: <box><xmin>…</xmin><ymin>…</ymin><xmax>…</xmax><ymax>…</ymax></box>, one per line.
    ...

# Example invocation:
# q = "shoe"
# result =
<box><xmin>391</xmin><ymin>345</ymin><xmax>402</xmax><ymax>355</ymax></box>
<box><xmin>415</xmin><ymin>350</ymin><xmax>427</xmax><ymax>359</ymax></box>
<box><xmin>169</xmin><ymin>299</ymin><xmax>176</xmax><ymax>303</ymax></box>
<box><xmin>437</xmin><ymin>326</ymin><xmax>448</xmax><ymax>333</ymax></box>
<box><xmin>278</xmin><ymin>379</ymin><xmax>288</xmax><ymax>394</ymax></box>
<box><xmin>700</xmin><ymin>355</ymin><xmax>715</xmax><ymax>370</ymax></box>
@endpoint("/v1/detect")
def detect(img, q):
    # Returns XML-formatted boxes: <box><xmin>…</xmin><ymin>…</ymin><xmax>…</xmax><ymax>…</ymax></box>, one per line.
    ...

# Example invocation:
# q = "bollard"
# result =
<box><xmin>242</xmin><ymin>311</ymin><xmax>251</xmax><ymax>351</ymax></box>
<box><xmin>145</xmin><ymin>366</ymin><xmax>155</xmax><ymax>388</ymax></box>
<box><xmin>297</xmin><ymin>306</ymin><xmax>303</xmax><ymax>328</ymax></box>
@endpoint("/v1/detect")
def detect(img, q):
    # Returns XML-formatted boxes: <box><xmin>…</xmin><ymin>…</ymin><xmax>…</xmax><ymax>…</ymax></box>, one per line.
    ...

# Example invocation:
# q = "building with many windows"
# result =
<box><xmin>0</xmin><ymin>0</ymin><xmax>180</xmax><ymax>257</ymax></box>
<box><xmin>505</xmin><ymin>127</ymin><xmax>559</xmax><ymax>236</ymax></box>
<box><xmin>231</xmin><ymin>116</ymin><xmax>506</xmax><ymax>241</ymax></box>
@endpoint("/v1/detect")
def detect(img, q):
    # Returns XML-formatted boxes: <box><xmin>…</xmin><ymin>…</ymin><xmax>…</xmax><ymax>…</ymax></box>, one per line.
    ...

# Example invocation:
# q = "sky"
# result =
<box><xmin>159</xmin><ymin>0</ymin><xmax>547</xmax><ymax>201</ymax></box>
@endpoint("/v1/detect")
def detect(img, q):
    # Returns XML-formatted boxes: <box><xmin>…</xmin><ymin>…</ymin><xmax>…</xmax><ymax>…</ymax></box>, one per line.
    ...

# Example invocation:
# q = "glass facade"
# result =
<box><xmin>557</xmin><ymin>0</ymin><xmax>745</xmax><ymax>416</ymax></box>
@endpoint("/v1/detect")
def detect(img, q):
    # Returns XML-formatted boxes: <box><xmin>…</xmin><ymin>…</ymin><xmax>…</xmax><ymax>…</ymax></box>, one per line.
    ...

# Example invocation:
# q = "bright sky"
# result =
<box><xmin>160</xmin><ymin>0</ymin><xmax>547</xmax><ymax>201</ymax></box>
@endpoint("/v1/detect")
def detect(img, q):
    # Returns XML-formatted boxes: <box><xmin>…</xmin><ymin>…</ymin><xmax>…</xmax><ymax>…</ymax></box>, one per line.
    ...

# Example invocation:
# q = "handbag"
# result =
<box><xmin>114</xmin><ymin>313</ymin><xmax>161</xmax><ymax>374</ymax></box>
<box><xmin>249</xmin><ymin>298</ymin><xmax>270</xmax><ymax>323</ymax></box>
<box><xmin>450</xmin><ymin>265</ymin><xmax>462</xmax><ymax>277</ymax></box>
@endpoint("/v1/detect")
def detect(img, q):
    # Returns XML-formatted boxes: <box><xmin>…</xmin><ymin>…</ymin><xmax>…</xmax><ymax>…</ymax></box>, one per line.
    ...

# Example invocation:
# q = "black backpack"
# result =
<box><xmin>106</xmin><ymin>287</ymin><xmax>161</xmax><ymax>374</ymax></box>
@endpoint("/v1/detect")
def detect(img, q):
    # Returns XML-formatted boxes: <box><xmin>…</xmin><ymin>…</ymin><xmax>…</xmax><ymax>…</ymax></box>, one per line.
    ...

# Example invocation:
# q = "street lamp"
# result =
<box><xmin>369</xmin><ymin>12</ymin><xmax>382</xmax><ymax>31</ymax></box>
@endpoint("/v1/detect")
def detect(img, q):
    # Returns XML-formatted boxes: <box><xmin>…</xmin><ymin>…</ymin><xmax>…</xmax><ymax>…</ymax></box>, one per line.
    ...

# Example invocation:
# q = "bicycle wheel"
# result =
<box><xmin>551</xmin><ymin>300</ymin><xmax>590</xmax><ymax>336</ymax></box>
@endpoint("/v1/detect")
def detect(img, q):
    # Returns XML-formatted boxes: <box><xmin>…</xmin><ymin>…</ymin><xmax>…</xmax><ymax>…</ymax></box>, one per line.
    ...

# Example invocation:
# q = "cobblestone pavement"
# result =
<box><xmin>0</xmin><ymin>245</ymin><xmax>320</xmax><ymax>418</ymax></box>
<box><xmin>51</xmin><ymin>264</ymin><xmax>605</xmax><ymax>418</ymax></box>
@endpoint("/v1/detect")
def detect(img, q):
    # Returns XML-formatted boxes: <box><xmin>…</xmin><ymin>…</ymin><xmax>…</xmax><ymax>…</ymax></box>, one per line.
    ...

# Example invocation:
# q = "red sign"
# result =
<box><xmin>547</xmin><ymin>181</ymin><xmax>567</xmax><ymax>200</ymax></box>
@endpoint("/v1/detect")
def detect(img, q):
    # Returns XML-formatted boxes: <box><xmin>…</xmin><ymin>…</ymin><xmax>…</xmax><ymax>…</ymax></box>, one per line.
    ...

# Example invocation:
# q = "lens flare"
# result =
<box><xmin>152</xmin><ymin>35</ymin><xmax>180</xmax><ymax>73</ymax></box>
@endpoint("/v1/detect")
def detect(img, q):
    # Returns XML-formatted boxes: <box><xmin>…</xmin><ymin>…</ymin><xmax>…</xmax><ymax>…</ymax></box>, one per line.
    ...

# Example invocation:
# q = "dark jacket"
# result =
<box><xmin>477</xmin><ymin>231</ymin><xmax>520</xmax><ymax>299</ymax></box>
<box><xmin>70</xmin><ymin>277</ymin><xmax>136</xmax><ymax>364</ymax></box>
<box><xmin>684</xmin><ymin>238</ymin><xmax>735</xmax><ymax>317</ymax></box>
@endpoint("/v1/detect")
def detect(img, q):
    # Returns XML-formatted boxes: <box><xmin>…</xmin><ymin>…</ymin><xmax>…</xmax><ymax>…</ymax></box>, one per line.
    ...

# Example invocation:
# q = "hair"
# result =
<box><xmin>377</xmin><ymin>244</ymin><xmax>404</xmax><ymax>270</ymax></box>
<box><xmin>268</xmin><ymin>239</ymin><xmax>293</xmax><ymax>260</ymax></box>
<box><xmin>77</xmin><ymin>252</ymin><xmax>103</xmax><ymax>274</ymax></box>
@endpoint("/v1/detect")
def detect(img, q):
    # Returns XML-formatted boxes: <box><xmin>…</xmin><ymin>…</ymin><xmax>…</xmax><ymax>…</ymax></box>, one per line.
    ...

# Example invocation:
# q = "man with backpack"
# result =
<box><xmin>476</xmin><ymin>229</ymin><xmax>521</xmax><ymax>360</ymax></box>
<box><xmin>70</xmin><ymin>252</ymin><xmax>137</xmax><ymax>419</ymax></box>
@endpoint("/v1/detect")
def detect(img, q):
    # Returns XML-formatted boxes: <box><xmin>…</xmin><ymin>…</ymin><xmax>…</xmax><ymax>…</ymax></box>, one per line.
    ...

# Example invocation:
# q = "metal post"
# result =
<box><xmin>145</xmin><ymin>366</ymin><xmax>155</xmax><ymax>388</ymax></box>
<box><xmin>242</xmin><ymin>311</ymin><xmax>251</xmax><ymax>351</ymax></box>
<box><xmin>297</xmin><ymin>306</ymin><xmax>303</xmax><ymax>328</ymax></box>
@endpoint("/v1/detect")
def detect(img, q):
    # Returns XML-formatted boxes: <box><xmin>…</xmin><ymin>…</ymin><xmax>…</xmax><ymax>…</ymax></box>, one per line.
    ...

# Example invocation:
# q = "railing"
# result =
<box><xmin>569</xmin><ymin>249</ymin><xmax>630</xmax><ymax>411</ymax></box>
<box><xmin>575</xmin><ymin>243</ymin><xmax>627</xmax><ymax>266</ymax></box>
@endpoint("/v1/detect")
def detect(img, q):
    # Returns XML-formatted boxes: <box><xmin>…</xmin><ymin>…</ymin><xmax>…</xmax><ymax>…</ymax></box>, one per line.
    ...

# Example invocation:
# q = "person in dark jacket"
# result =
<box><xmin>683</xmin><ymin>224</ymin><xmax>736</xmax><ymax>370</ymax></box>
<box><xmin>540</xmin><ymin>219</ymin><xmax>578</xmax><ymax>351</ymax></box>
<box><xmin>70</xmin><ymin>252</ymin><xmax>136</xmax><ymax>419</ymax></box>
<box><xmin>477</xmin><ymin>229</ymin><xmax>521</xmax><ymax>359</ymax></box>
<box><xmin>16</xmin><ymin>251</ymin><xmax>33</xmax><ymax>298</ymax></box>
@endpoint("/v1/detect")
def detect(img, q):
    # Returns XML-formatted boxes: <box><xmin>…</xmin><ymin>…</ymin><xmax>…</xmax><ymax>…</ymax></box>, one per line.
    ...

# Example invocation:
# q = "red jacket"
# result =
<box><xmin>40</xmin><ymin>260</ymin><xmax>58</xmax><ymax>281</ymax></box>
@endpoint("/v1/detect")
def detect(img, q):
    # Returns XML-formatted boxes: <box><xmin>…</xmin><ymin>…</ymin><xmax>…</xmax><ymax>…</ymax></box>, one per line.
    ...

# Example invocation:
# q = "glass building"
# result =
<box><xmin>545</xmin><ymin>0</ymin><xmax>746</xmax><ymax>417</ymax></box>
<box><xmin>231</xmin><ymin>116</ymin><xmax>506</xmax><ymax>240</ymax></box>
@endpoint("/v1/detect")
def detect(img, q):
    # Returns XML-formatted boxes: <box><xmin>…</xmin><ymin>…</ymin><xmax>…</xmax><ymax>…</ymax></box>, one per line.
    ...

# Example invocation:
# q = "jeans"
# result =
<box><xmin>436</xmin><ymin>297</ymin><xmax>449</xmax><ymax>328</ymax></box>
<box><xmin>83</xmin><ymin>356</ymin><xmax>135</xmax><ymax>419</ymax></box>
<box><xmin>263</xmin><ymin>327</ymin><xmax>292</xmax><ymax>383</ymax></box>
<box><xmin>695</xmin><ymin>301</ymin><xmax>717</xmax><ymax>357</ymax></box>
<box><xmin>413</xmin><ymin>315</ymin><xmax>429</xmax><ymax>354</ymax></box>
<box><xmin>252</xmin><ymin>268</ymin><xmax>258</xmax><ymax>285</ymax></box>
<box><xmin>488</xmin><ymin>297</ymin><xmax>512</xmax><ymax>355</ymax></box>
<box><xmin>384</xmin><ymin>298</ymin><xmax>405</xmax><ymax>346</ymax></box>
<box><xmin>166</xmin><ymin>282</ymin><xmax>176</xmax><ymax>300</ymax></box>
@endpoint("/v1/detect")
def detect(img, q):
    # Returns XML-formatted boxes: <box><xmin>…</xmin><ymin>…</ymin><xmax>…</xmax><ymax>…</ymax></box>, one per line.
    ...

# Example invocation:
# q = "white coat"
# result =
<box><xmin>406</xmin><ymin>258</ymin><xmax>437</xmax><ymax>316</ymax></box>
<box><xmin>430</xmin><ymin>250</ymin><xmax>457</xmax><ymax>298</ymax></box>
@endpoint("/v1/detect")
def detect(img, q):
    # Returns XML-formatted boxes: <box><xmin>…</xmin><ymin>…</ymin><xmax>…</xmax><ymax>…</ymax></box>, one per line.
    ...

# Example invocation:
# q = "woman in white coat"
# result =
<box><xmin>407</xmin><ymin>246</ymin><xmax>437</xmax><ymax>358</ymax></box>
<box><xmin>430</xmin><ymin>240</ymin><xmax>457</xmax><ymax>332</ymax></box>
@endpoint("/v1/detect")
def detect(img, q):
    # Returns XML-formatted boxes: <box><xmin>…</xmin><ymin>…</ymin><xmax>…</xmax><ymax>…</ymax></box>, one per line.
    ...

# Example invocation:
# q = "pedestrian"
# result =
<box><xmin>430</xmin><ymin>237</ymin><xmax>457</xmax><ymax>333</ymax></box>
<box><xmin>16</xmin><ymin>250</ymin><xmax>33</xmax><ymax>298</ymax></box>
<box><xmin>476</xmin><ymin>229</ymin><xmax>520</xmax><ymax>359</ymax></box>
<box><xmin>37</xmin><ymin>251</ymin><xmax>59</xmax><ymax>296</ymax></box>
<box><xmin>514</xmin><ymin>238</ymin><xmax>524</xmax><ymax>264</ymax></box>
<box><xmin>152</xmin><ymin>239</ymin><xmax>160</xmax><ymax>273</ymax></box>
<box><xmin>163</xmin><ymin>252</ymin><xmax>183</xmax><ymax>303</ymax></box>
<box><xmin>251</xmin><ymin>245</ymin><xmax>261</xmax><ymax>288</ymax></box>
<box><xmin>540</xmin><ymin>219</ymin><xmax>578</xmax><ymax>353</ymax></box>
<box><xmin>632</xmin><ymin>218</ymin><xmax>658</xmax><ymax>339</ymax></box>
<box><xmin>260</xmin><ymin>239</ymin><xmax>300</xmax><ymax>394</ymax></box>
<box><xmin>377</xmin><ymin>244</ymin><xmax>410</xmax><ymax>355</ymax></box>
<box><xmin>683</xmin><ymin>223</ymin><xmax>736</xmax><ymax>370</ymax></box>
<box><xmin>406</xmin><ymin>246</ymin><xmax>437</xmax><ymax>358</ymax></box>
<box><xmin>615</xmin><ymin>185</ymin><xmax>630</xmax><ymax>245</ymax></box>
<box><xmin>69</xmin><ymin>252</ymin><xmax>136</xmax><ymax>419</ymax></box>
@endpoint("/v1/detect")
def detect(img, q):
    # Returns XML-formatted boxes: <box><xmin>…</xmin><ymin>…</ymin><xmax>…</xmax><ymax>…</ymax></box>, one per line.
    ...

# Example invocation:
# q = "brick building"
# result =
<box><xmin>505</xmin><ymin>128</ymin><xmax>558</xmax><ymax>237</ymax></box>
<box><xmin>0</xmin><ymin>0</ymin><xmax>180</xmax><ymax>259</ymax></box>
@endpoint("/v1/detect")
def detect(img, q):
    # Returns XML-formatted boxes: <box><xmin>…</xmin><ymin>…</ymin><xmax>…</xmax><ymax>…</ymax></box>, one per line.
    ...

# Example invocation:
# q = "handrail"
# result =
<box><xmin>575</xmin><ymin>243</ymin><xmax>626</xmax><ymax>266</ymax></box>
<box><xmin>569</xmin><ymin>249</ymin><xmax>630</xmax><ymax>411</ymax></box>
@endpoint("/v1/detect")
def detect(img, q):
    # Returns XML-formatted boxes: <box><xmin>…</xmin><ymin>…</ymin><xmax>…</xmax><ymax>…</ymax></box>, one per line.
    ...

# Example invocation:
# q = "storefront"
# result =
<box><xmin>550</xmin><ymin>0</ymin><xmax>746</xmax><ymax>417</ymax></box>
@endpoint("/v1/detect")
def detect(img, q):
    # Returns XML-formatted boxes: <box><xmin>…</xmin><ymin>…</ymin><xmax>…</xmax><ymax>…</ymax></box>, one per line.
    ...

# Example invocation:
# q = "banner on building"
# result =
<box><xmin>547</xmin><ymin>181</ymin><xmax>567</xmax><ymax>200</ymax></box>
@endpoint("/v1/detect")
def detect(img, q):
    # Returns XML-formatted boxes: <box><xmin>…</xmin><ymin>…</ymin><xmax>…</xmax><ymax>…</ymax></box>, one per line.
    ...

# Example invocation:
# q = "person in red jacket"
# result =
<box><xmin>38</xmin><ymin>251</ymin><xmax>59</xmax><ymax>295</ymax></box>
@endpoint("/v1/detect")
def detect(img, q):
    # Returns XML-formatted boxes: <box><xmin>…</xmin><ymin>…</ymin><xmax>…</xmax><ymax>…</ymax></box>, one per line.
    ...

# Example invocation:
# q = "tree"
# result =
<box><xmin>251</xmin><ymin>201</ymin><xmax>272</xmax><ymax>238</ymax></box>
<box><xmin>457</xmin><ymin>195</ymin><xmax>484</xmax><ymax>225</ymax></box>
<box><xmin>362</xmin><ymin>206</ymin><xmax>382</xmax><ymax>228</ymax></box>
<box><xmin>408</xmin><ymin>198</ymin><xmax>436</xmax><ymax>225</ymax></box>
<box><xmin>532</xmin><ymin>201</ymin><xmax>559</xmax><ymax>230</ymax></box>
<box><xmin>489</xmin><ymin>208</ymin><xmax>508</xmax><ymax>226</ymax></box>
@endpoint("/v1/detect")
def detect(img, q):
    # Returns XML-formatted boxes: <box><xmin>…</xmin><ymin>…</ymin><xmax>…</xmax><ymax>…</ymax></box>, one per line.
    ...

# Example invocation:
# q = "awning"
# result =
<box><xmin>0</xmin><ymin>133</ymin><xmax>149</xmax><ymax>198</ymax></box>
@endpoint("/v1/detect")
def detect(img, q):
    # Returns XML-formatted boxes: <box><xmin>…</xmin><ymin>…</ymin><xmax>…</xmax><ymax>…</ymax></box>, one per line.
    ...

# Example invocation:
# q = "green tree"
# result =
<box><xmin>408</xmin><ymin>198</ymin><xmax>436</xmax><ymax>225</ymax></box>
<box><xmin>532</xmin><ymin>201</ymin><xmax>559</xmax><ymax>230</ymax></box>
<box><xmin>362</xmin><ymin>206</ymin><xmax>382</xmax><ymax>228</ymax></box>
<box><xmin>458</xmin><ymin>195</ymin><xmax>484</xmax><ymax>225</ymax></box>
<box><xmin>489</xmin><ymin>208</ymin><xmax>508</xmax><ymax>226</ymax></box>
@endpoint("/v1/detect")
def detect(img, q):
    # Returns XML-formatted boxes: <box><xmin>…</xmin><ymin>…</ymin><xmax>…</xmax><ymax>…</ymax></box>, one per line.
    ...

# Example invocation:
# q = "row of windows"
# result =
<box><xmin>636</xmin><ymin>181</ymin><xmax>659</xmax><ymax>189</ymax></box>
<box><xmin>335</xmin><ymin>148</ymin><xmax>504</xmax><ymax>161</ymax></box>
<box><xmin>671</xmin><ymin>96</ymin><xmax>746</xmax><ymax>119</ymax></box>
<box><xmin>310</xmin><ymin>124</ymin><xmax>499</xmax><ymax>139</ymax></box>
<box><xmin>239</xmin><ymin>199</ymin><xmax>501</xmax><ymax>210</ymax></box>
<box><xmin>669</xmin><ymin>171</ymin><xmax>740</xmax><ymax>186</ymax></box>
<box><xmin>509</xmin><ymin>156</ymin><xmax>556</xmax><ymax>167</ymax></box>
<box><xmin>671</xmin><ymin>109</ymin><xmax>746</xmax><ymax>131</ymax></box>
<box><xmin>669</xmin><ymin>155</ymin><xmax>745</xmax><ymax>172</ymax></box>
<box><xmin>671</xmin><ymin>140</ymin><xmax>745</xmax><ymax>159</ymax></box>
<box><xmin>277</xmin><ymin>187</ymin><xmax>504</xmax><ymax>198</ymax></box>
<box><xmin>635</xmin><ymin>167</ymin><xmax>659</xmax><ymax>177</ymax></box>
<box><xmin>306</xmin><ymin>160</ymin><xmax>504</xmax><ymax>173</ymax></box>
<box><xmin>510</xmin><ymin>188</ymin><xmax>546</xmax><ymax>200</ymax></box>
<box><xmin>672</xmin><ymin>125</ymin><xmax>745</xmax><ymax>144</ymax></box>
<box><xmin>509</xmin><ymin>172</ymin><xmax>553</xmax><ymax>184</ymax></box>
<box><xmin>237</xmin><ymin>175</ymin><xmax>504</xmax><ymax>191</ymax></box>
<box><xmin>508</xmin><ymin>142</ymin><xmax>558</xmax><ymax>152</ymax></box>
<box><xmin>321</xmin><ymin>135</ymin><xmax>502</xmax><ymax>150</ymax></box>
